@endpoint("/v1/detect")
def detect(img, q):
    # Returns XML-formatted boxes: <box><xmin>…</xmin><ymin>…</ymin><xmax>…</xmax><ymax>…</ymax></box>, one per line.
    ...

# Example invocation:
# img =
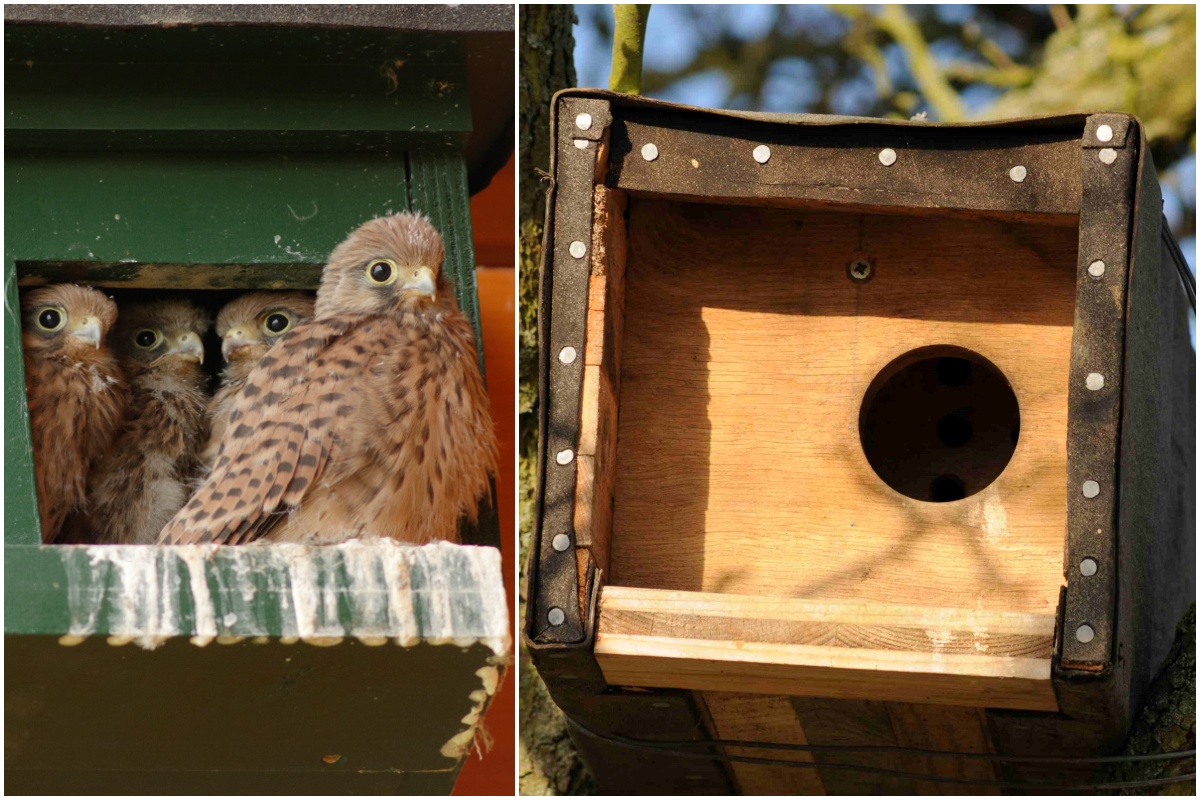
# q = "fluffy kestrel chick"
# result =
<box><xmin>201</xmin><ymin>292</ymin><xmax>316</xmax><ymax>471</ymax></box>
<box><xmin>160</xmin><ymin>212</ymin><xmax>497</xmax><ymax>545</ymax></box>
<box><xmin>81</xmin><ymin>299</ymin><xmax>211</xmax><ymax>544</ymax></box>
<box><xmin>20</xmin><ymin>285</ymin><xmax>128</xmax><ymax>543</ymax></box>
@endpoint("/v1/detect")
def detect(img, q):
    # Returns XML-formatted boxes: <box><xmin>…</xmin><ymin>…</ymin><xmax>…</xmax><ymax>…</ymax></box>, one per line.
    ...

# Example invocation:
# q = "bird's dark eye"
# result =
<box><xmin>368</xmin><ymin>259</ymin><xmax>396</xmax><ymax>284</ymax></box>
<box><xmin>36</xmin><ymin>307</ymin><xmax>65</xmax><ymax>332</ymax></box>
<box><xmin>264</xmin><ymin>312</ymin><xmax>292</xmax><ymax>334</ymax></box>
<box><xmin>135</xmin><ymin>329</ymin><xmax>160</xmax><ymax>349</ymax></box>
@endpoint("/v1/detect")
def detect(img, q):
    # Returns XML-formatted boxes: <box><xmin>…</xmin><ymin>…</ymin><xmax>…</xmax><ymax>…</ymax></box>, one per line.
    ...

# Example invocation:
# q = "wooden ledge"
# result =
<box><xmin>595</xmin><ymin>586</ymin><xmax>1058</xmax><ymax>711</ymax></box>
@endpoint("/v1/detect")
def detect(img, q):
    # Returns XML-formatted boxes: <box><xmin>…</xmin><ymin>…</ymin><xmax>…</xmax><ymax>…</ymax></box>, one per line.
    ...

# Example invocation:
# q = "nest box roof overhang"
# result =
<box><xmin>4</xmin><ymin>4</ymin><xmax>514</xmax><ymax>194</ymax></box>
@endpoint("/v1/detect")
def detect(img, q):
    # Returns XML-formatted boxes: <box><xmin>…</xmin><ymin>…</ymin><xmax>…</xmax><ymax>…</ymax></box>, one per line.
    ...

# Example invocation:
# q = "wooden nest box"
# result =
<box><xmin>525</xmin><ymin>91</ymin><xmax>1195</xmax><ymax>794</ymax></box>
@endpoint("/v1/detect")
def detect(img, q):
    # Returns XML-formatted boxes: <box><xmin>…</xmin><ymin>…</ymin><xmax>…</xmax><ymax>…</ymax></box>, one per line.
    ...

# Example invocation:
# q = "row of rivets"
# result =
<box><xmin>639</xmin><ymin>141</ymin><xmax>1044</xmax><ymax>184</ymax></box>
<box><xmin>1075</xmin><ymin>131</ymin><xmax>1116</xmax><ymax>643</ymax></box>
<box><xmin>548</xmin><ymin>115</ymin><xmax>598</xmax><ymax>629</ymax></box>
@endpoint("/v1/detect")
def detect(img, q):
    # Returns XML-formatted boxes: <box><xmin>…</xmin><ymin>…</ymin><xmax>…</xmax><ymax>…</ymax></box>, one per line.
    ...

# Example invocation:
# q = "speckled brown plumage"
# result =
<box><xmin>202</xmin><ymin>292</ymin><xmax>316</xmax><ymax>472</ymax></box>
<box><xmin>78</xmin><ymin>300</ymin><xmax>211</xmax><ymax>544</ymax></box>
<box><xmin>159</xmin><ymin>212</ymin><xmax>497</xmax><ymax>545</ymax></box>
<box><xmin>20</xmin><ymin>285</ymin><xmax>128</xmax><ymax>544</ymax></box>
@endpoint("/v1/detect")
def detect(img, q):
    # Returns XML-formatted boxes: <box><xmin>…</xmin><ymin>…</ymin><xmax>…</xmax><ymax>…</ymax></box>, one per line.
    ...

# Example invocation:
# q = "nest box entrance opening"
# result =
<box><xmin>858</xmin><ymin>346</ymin><xmax>1020</xmax><ymax>503</ymax></box>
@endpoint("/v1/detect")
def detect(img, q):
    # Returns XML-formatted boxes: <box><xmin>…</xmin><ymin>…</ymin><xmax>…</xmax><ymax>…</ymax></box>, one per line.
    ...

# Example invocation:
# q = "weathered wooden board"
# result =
<box><xmin>596</xmin><ymin>587</ymin><xmax>1058</xmax><ymax>711</ymax></box>
<box><xmin>700</xmin><ymin>691</ymin><xmax>825</xmax><ymax>795</ymax></box>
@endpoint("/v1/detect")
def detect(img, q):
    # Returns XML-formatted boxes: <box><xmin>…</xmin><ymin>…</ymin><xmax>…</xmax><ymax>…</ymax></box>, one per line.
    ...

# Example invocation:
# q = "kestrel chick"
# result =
<box><xmin>160</xmin><ymin>212</ymin><xmax>497</xmax><ymax>545</ymax></box>
<box><xmin>81</xmin><ymin>299</ymin><xmax>211</xmax><ymax>544</ymax></box>
<box><xmin>20</xmin><ymin>285</ymin><xmax>128</xmax><ymax>543</ymax></box>
<box><xmin>201</xmin><ymin>292</ymin><xmax>316</xmax><ymax>471</ymax></box>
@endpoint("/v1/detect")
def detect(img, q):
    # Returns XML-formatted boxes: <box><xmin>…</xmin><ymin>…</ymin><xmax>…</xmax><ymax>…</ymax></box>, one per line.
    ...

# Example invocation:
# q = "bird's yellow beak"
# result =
<box><xmin>402</xmin><ymin>266</ymin><xmax>437</xmax><ymax>300</ymax></box>
<box><xmin>167</xmin><ymin>331</ymin><xmax>205</xmax><ymax>364</ymax></box>
<box><xmin>222</xmin><ymin>325</ymin><xmax>253</xmax><ymax>361</ymax></box>
<box><xmin>69</xmin><ymin>317</ymin><xmax>102</xmax><ymax>349</ymax></box>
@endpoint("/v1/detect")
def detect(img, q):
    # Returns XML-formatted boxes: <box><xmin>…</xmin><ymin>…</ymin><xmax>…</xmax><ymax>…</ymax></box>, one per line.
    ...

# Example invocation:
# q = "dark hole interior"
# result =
<box><xmin>859</xmin><ymin>347</ymin><xmax>1020</xmax><ymax>503</ymax></box>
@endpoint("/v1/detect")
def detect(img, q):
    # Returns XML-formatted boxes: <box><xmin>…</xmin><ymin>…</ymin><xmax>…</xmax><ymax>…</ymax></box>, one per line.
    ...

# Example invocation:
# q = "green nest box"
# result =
<box><xmin>5</xmin><ymin>7</ymin><xmax>511</xmax><ymax>794</ymax></box>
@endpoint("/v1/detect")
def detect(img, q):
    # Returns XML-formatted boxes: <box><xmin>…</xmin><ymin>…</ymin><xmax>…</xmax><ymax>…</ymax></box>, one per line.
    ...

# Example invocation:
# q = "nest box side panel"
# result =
<box><xmin>610</xmin><ymin>199</ymin><xmax>1076</xmax><ymax>618</ymax></box>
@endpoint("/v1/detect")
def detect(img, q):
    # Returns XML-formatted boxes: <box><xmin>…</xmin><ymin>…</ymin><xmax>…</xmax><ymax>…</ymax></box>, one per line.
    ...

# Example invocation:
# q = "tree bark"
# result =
<box><xmin>518</xmin><ymin>5</ymin><xmax>593</xmax><ymax>795</ymax></box>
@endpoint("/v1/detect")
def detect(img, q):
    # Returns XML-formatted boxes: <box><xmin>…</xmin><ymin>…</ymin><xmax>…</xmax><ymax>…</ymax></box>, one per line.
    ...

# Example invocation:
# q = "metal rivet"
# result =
<box><xmin>573</xmin><ymin>139</ymin><xmax>589</xmax><ymax>150</ymax></box>
<box><xmin>556</xmin><ymin>449</ymin><xmax>574</xmax><ymax>465</ymax></box>
<box><xmin>1099</xmin><ymin>148</ymin><xmax>1117</xmax><ymax>164</ymax></box>
<box><xmin>1080</xmin><ymin>558</ymin><xmax>1098</xmax><ymax>577</ymax></box>
<box><xmin>559</xmin><ymin>346</ymin><xmax>577</xmax><ymax>364</ymax></box>
<box><xmin>650</xmin><ymin>701</ymin><xmax>671</xmax><ymax>709</ymax></box>
<box><xmin>1088</xmin><ymin>260</ymin><xmax>1106</xmax><ymax>278</ymax></box>
<box><xmin>569</xmin><ymin>240</ymin><xmax>586</xmax><ymax>259</ymax></box>
<box><xmin>1082</xmin><ymin>480</ymin><xmax>1100</xmax><ymax>498</ymax></box>
<box><xmin>1096</xmin><ymin>124</ymin><xmax>1113</xmax><ymax>143</ymax></box>
<box><xmin>1009</xmin><ymin>165</ymin><xmax>1027</xmax><ymax>183</ymax></box>
<box><xmin>641</xmin><ymin>143</ymin><xmax>659</xmax><ymax>161</ymax></box>
<box><xmin>552</xmin><ymin>533</ymin><xmax>571</xmax><ymax>552</ymax></box>
<box><xmin>575</xmin><ymin>112</ymin><xmax>593</xmax><ymax>131</ymax></box>
<box><xmin>752</xmin><ymin>145</ymin><xmax>771</xmax><ymax>164</ymax></box>
<box><xmin>548</xmin><ymin>607</ymin><xmax>565</xmax><ymax>626</ymax></box>
<box><xmin>878</xmin><ymin>148</ymin><xmax>897</xmax><ymax>166</ymax></box>
<box><xmin>1086</xmin><ymin>373</ymin><xmax>1104</xmax><ymax>391</ymax></box>
<box><xmin>1076</xmin><ymin>624</ymin><xmax>1095</xmax><ymax>644</ymax></box>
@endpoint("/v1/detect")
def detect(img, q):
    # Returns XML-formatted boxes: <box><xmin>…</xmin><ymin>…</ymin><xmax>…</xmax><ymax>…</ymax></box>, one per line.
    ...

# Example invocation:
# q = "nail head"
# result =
<box><xmin>1080</xmin><ymin>558</ymin><xmax>1098</xmax><ymax>577</ymax></box>
<box><xmin>878</xmin><ymin>148</ymin><xmax>897</xmax><ymax>166</ymax></box>
<box><xmin>548</xmin><ymin>607</ymin><xmax>565</xmax><ymax>626</ymax></box>
<box><xmin>552</xmin><ymin>533</ymin><xmax>571</xmax><ymax>552</ymax></box>
<box><xmin>573</xmin><ymin>139</ymin><xmax>589</xmax><ymax>150</ymax></box>
<box><xmin>1076</xmin><ymin>624</ymin><xmax>1095</xmax><ymax>643</ymax></box>
<box><xmin>752</xmin><ymin>145</ymin><xmax>771</xmax><ymax>164</ymax></box>
<box><xmin>1088</xmin><ymin>260</ymin><xmax>1106</xmax><ymax>278</ymax></box>
<box><xmin>1096</xmin><ymin>124</ymin><xmax>1113</xmax><ymax>143</ymax></box>
<box><xmin>1082</xmin><ymin>480</ymin><xmax>1100</xmax><ymax>498</ymax></box>
<box><xmin>556</xmin><ymin>449</ymin><xmax>574</xmax><ymax>465</ymax></box>
<box><xmin>569</xmin><ymin>240</ymin><xmax>586</xmax><ymax>259</ymax></box>
<box><xmin>1086</xmin><ymin>373</ymin><xmax>1104</xmax><ymax>391</ymax></box>
<box><xmin>559</xmin><ymin>346</ymin><xmax>577</xmax><ymax>364</ymax></box>
<box><xmin>1009</xmin><ymin>165</ymin><xmax>1027</xmax><ymax>183</ymax></box>
<box><xmin>1099</xmin><ymin>148</ymin><xmax>1117</xmax><ymax>164</ymax></box>
<box><xmin>641</xmin><ymin>142</ymin><xmax>659</xmax><ymax>161</ymax></box>
<box><xmin>575</xmin><ymin>112</ymin><xmax>593</xmax><ymax>131</ymax></box>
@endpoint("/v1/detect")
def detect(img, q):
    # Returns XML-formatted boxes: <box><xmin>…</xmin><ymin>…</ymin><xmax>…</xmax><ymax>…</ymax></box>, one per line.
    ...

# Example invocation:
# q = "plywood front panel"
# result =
<box><xmin>611</xmin><ymin>199</ymin><xmax>1077</xmax><ymax>615</ymax></box>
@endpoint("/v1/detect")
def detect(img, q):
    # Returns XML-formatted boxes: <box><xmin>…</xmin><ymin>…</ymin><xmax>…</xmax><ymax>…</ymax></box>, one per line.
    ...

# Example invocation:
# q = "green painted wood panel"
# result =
<box><xmin>6</xmin><ymin>25</ymin><xmax>471</xmax><ymax>152</ymax></box>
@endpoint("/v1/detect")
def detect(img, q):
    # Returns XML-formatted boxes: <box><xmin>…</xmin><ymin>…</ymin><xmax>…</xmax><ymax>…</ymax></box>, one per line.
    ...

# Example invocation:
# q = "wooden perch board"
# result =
<box><xmin>595</xmin><ymin>586</ymin><xmax>1058</xmax><ymax>711</ymax></box>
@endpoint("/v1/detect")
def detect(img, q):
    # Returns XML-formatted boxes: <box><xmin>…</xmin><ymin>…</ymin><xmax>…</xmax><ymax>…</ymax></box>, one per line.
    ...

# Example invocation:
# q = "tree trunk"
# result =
<box><xmin>518</xmin><ymin>5</ymin><xmax>592</xmax><ymax>795</ymax></box>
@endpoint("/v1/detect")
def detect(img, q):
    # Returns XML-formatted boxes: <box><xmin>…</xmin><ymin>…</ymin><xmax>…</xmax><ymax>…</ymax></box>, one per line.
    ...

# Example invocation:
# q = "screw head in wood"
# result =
<box><xmin>641</xmin><ymin>142</ymin><xmax>659</xmax><ymax>161</ymax></box>
<box><xmin>1098</xmin><ymin>148</ymin><xmax>1117</xmax><ymax>164</ymax></box>
<box><xmin>1080</xmin><ymin>558</ymin><xmax>1098</xmax><ymax>577</ymax></box>
<box><xmin>569</xmin><ymin>240</ymin><xmax>587</xmax><ymax>259</ymax></box>
<box><xmin>552</xmin><ymin>533</ymin><xmax>571</xmax><ymax>552</ymax></box>
<box><xmin>575</xmin><ymin>112</ymin><xmax>593</xmax><ymax>131</ymax></box>
<box><xmin>548</xmin><ymin>607</ymin><xmax>566</xmax><ymax>626</ymax></box>
<box><xmin>1082</xmin><ymin>480</ymin><xmax>1100</xmax><ymax>498</ymax></box>
<box><xmin>556</xmin><ymin>449</ymin><xmax>574</xmax><ymax>465</ymax></box>
<box><xmin>1009</xmin><ymin>165</ymin><xmax>1027</xmax><ymax>183</ymax></box>
<box><xmin>1088</xmin><ymin>260</ymin><xmax>1106</xmax><ymax>278</ymax></box>
<box><xmin>753</xmin><ymin>145</ymin><xmax>771</xmax><ymax>164</ymax></box>
<box><xmin>878</xmin><ymin>148</ymin><xmax>897</xmax><ymax>166</ymax></box>
<box><xmin>848</xmin><ymin>259</ymin><xmax>873</xmax><ymax>282</ymax></box>
<box><xmin>1096</xmin><ymin>124</ymin><xmax>1114</xmax><ymax>143</ymax></box>
<box><xmin>1086</xmin><ymin>373</ymin><xmax>1104</xmax><ymax>391</ymax></box>
<box><xmin>559</xmin><ymin>346</ymin><xmax>577</xmax><ymax>364</ymax></box>
<box><xmin>1076</xmin><ymin>624</ymin><xmax>1095</xmax><ymax>643</ymax></box>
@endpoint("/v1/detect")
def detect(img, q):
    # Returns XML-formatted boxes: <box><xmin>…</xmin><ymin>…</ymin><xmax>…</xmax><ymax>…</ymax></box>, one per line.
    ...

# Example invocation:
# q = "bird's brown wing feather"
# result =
<box><xmin>159</xmin><ymin>316</ymin><xmax>386</xmax><ymax>544</ymax></box>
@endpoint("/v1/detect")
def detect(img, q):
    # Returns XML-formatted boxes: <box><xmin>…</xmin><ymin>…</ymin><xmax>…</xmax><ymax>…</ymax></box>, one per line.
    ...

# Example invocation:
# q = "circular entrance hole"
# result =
<box><xmin>859</xmin><ymin>347</ymin><xmax>1020</xmax><ymax>503</ymax></box>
